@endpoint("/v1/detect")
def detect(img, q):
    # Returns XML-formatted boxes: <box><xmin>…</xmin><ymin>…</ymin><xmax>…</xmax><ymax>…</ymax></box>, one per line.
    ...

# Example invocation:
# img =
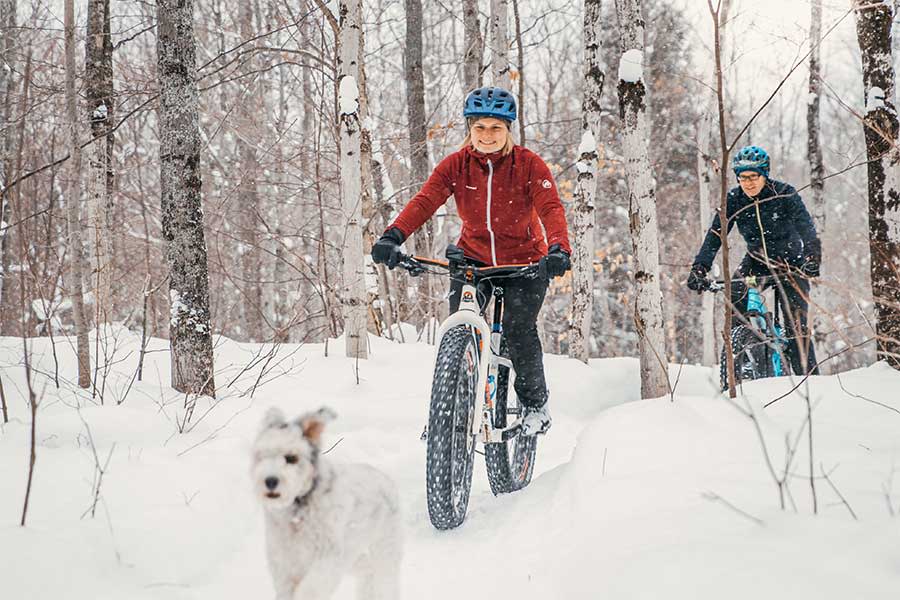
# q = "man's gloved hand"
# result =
<box><xmin>800</xmin><ymin>256</ymin><xmax>820</xmax><ymax>279</ymax></box>
<box><xmin>540</xmin><ymin>244</ymin><xmax>571</xmax><ymax>278</ymax></box>
<box><xmin>371</xmin><ymin>227</ymin><xmax>405</xmax><ymax>269</ymax></box>
<box><xmin>686</xmin><ymin>263</ymin><xmax>710</xmax><ymax>292</ymax></box>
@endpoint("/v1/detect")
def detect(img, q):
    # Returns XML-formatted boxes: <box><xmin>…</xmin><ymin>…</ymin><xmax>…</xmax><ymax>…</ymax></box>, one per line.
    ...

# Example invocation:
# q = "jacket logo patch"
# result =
<box><xmin>542</xmin><ymin>180</ymin><xmax>552</xmax><ymax>189</ymax></box>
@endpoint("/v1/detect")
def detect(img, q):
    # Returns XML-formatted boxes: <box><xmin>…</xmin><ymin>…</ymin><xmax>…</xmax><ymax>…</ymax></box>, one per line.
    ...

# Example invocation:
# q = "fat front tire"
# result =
<box><xmin>484</xmin><ymin>337</ymin><xmax>537</xmax><ymax>495</ymax></box>
<box><xmin>720</xmin><ymin>324</ymin><xmax>769</xmax><ymax>390</ymax></box>
<box><xmin>426</xmin><ymin>325</ymin><xmax>478</xmax><ymax>530</ymax></box>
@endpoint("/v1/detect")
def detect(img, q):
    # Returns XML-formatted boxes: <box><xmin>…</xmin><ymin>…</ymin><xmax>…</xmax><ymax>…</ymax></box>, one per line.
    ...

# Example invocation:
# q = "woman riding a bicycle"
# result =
<box><xmin>371</xmin><ymin>86</ymin><xmax>571</xmax><ymax>436</ymax></box>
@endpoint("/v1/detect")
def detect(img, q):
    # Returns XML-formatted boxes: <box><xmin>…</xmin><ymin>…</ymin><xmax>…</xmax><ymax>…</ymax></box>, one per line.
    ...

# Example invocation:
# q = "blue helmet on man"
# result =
<box><xmin>463</xmin><ymin>87</ymin><xmax>517</xmax><ymax>122</ymax></box>
<box><xmin>732</xmin><ymin>145</ymin><xmax>770</xmax><ymax>179</ymax></box>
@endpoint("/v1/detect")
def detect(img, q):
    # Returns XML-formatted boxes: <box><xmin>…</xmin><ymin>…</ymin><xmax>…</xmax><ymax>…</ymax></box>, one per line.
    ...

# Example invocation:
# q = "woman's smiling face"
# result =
<box><xmin>470</xmin><ymin>117</ymin><xmax>509</xmax><ymax>154</ymax></box>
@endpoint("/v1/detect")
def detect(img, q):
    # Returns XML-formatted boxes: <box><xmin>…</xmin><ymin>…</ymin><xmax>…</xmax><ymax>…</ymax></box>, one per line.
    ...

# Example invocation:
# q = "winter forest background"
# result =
<box><xmin>4</xmin><ymin>0</ymin><xmax>897</xmax><ymax>391</ymax></box>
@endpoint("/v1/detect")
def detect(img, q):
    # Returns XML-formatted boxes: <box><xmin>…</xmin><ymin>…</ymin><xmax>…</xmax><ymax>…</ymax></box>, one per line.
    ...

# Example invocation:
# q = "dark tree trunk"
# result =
<box><xmin>855</xmin><ymin>1</ymin><xmax>900</xmax><ymax>368</ymax></box>
<box><xmin>157</xmin><ymin>0</ymin><xmax>216</xmax><ymax>396</ymax></box>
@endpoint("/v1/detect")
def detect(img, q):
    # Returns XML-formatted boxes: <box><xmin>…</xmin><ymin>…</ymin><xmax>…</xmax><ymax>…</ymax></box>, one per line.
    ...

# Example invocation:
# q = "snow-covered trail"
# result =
<box><xmin>1</xmin><ymin>329</ymin><xmax>898</xmax><ymax>599</ymax></box>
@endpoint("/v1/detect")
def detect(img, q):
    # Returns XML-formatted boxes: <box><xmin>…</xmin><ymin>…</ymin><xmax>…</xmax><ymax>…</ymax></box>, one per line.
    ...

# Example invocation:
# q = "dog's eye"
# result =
<box><xmin>284</xmin><ymin>455</ymin><xmax>299</xmax><ymax>464</ymax></box>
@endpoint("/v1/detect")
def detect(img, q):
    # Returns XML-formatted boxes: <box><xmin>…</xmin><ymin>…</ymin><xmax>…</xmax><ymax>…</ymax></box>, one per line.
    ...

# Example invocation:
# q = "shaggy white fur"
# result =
<box><xmin>252</xmin><ymin>407</ymin><xmax>402</xmax><ymax>600</ymax></box>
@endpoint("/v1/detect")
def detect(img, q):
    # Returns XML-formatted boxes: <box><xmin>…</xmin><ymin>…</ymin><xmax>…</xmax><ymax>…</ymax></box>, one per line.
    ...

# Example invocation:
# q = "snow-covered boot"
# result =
<box><xmin>521</xmin><ymin>404</ymin><xmax>551</xmax><ymax>436</ymax></box>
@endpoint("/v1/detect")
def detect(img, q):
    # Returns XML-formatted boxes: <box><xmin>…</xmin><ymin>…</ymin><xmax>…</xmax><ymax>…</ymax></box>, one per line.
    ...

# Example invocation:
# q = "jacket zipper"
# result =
<box><xmin>486</xmin><ymin>159</ymin><xmax>497</xmax><ymax>265</ymax></box>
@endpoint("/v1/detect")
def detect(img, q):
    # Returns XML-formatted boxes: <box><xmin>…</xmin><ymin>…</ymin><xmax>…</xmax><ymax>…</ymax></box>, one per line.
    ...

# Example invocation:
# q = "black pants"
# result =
<box><xmin>738</xmin><ymin>255</ymin><xmax>820</xmax><ymax>375</ymax></box>
<box><xmin>448</xmin><ymin>274</ymin><xmax>549</xmax><ymax>408</ymax></box>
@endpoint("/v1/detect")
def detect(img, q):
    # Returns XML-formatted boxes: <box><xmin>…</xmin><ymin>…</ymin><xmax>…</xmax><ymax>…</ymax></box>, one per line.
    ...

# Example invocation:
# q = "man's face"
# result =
<box><xmin>738</xmin><ymin>171</ymin><xmax>766</xmax><ymax>197</ymax></box>
<box><xmin>470</xmin><ymin>117</ymin><xmax>509</xmax><ymax>154</ymax></box>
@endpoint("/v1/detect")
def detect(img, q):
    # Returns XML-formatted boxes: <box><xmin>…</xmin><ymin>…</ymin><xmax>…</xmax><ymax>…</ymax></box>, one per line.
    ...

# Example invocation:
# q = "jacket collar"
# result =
<box><xmin>465</xmin><ymin>145</ymin><xmax>512</xmax><ymax>168</ymax></box>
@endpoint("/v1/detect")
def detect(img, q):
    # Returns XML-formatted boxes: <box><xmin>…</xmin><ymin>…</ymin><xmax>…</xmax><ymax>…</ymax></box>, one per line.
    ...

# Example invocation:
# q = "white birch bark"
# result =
<box><xmin>64</xmin><ymin>0</ymin><xmax>92</xmax><ymax>389</ymax></box>
<box><xmin>569</xmin><ymin>0</ymin><xmax>605</xmax><ymax>363</ymax></box>
<box><xmin>808</xmin><ymin>0</ymin><xmax>825</xmax><ymax>234</ymax></box>
<box><xmin>85</xmin><ymin>0</ymin><xmax>114</xmax><ymax>324</ymax></box>
<box><xmin>854</xmin><ymin>0</ymin><xmax>900</xmax><ymax>368</ymax></box>
<box><xmin>338</xmin><ymin>0</ymin><xmax>368</xmax><ymax>359</ymax></box>
<box><xmin>0</xmin><ymin>0</ymin><xmax>14</xmax><ymax>325</ymax></box>
<box><xmin>157</xmin><ymin>0</ymin><xmax>216</xmax><ymax>396</ymax></box>
<box><xmin>490</xmin><ymin>0</ymin><xmax>511</xmax><ymax>90</ymax></box>
<box><xmin>696</xmin><ymin>110</ymin><xmax>716</xmax><ymax>366</ymax></box>
<box><xmin>615</xmin><ymin>0</ymin><xmax>669</xmax><ymax>398</ymax></box>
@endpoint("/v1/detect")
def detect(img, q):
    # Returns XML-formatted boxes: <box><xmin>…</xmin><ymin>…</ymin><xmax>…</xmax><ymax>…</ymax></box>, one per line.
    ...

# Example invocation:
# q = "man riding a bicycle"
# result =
<box><xmin>686</xmin><ymin>145</ymin><xmax>822</xmax><ymax>376</ymax></box>
<box><xmin>371</xmin><ymin>86</ymin><xmax>572</xmax><ymax>436</ymax></box>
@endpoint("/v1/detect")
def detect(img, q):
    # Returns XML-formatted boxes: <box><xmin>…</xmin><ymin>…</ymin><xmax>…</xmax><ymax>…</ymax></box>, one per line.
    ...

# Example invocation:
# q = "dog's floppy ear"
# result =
<box><xmin>297</xmin><ymin>407</ymin><xmax>337</xmax><ymax>445</ymax></box>
<box><xmin>262</xmin><ymin>406</ymin><xmax>286</xmax><ymax>429</ymax></box>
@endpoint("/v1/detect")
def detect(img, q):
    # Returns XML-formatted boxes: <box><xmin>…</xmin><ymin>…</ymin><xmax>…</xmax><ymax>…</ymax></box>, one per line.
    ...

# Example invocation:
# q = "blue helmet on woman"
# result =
<box><xmin>732</xmin><ymin>145</ymin><xmax>770</xmax><ymax>179</ymax></box>
<box><xmin>463</xmin><ymin>87</ymin><xmax>517</xmax><ymax>122</ymax></box>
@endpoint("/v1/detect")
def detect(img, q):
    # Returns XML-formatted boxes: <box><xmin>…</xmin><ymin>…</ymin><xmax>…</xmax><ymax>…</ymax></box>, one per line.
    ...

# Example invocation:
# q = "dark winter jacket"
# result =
<box><xmin>388</xmin><ymin>145</ymin><xmax>571</xmax><ymax>265</ymax></box>
<box><xmin>693</xmin><ymin>179</ymin><xmax>821</xmax><ymax>270</ymax></box>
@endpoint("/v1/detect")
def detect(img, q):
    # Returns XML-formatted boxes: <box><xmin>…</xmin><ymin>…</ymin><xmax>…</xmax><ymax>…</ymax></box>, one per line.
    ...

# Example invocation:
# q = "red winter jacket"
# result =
<box><xmin>388</xmin><ymin>145</ymin><xmax>571</xmax><ymax>266</ymax></box>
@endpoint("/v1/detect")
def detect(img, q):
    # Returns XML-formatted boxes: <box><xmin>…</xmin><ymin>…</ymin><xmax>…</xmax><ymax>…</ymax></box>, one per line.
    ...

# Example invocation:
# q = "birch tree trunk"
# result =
<box><xmin>490</xmin><ymin>0</ymin><xmax>511</xmax><ymax>90</ymax></box>
<box><xmin>614</xmin><ymin>0</ymin><xmax>668</xmax><ymax>398</ymax></box>
<box><xmin>64</xmin><ymin>0</ymin><xmax>92</xmax><ymax>389</ymax></box>
<box><xmin>0</xmin><ymin>0</ymin><xmax>15</xmax><ymax>329</ymax></box>
<box><xmin>157</xmin><ymin>0</ymin><xmax>216</xmax><ymax>396</ymax></box>
<box><xmin>338</xmin><ymin>0</ymin><xmax>368</xmax><ymax>359</ymax></box>
<box><xmin>85</xmin><ymin>0</ymin><xmax>115</xmax><ymax>323</ymax></box>
<box><xmin>462</xmin><ymin>0</ymin><xmax>483</xmax><ymax>91</ymax></box>
<box><xmin>569</xmin><ymin>0</ymin><xmax>605</xmax><ymax>364</ymax></box>
<box><xmin>855</xmin><ymin>0</ymin><xmax>900</xmax><ymax>368</ymax></box>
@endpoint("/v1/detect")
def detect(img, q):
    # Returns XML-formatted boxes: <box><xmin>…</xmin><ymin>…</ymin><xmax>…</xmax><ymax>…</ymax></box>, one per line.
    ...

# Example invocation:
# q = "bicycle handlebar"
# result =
<box><xmin>395</xmin><ymin>253</ymin><xmax>543</xmax><ymax>280</ymax></box>
<box><xmin>704</xmin><ymin>274</ymin><xmax>778</xmax><ymax>293</ymax></box>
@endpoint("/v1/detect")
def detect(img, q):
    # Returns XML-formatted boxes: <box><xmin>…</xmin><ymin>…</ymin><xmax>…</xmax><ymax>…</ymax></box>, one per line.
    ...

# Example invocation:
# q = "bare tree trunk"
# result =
<box><xmin>490</xmin><ymin>0</ymin><xmax>511</xmax><ymax>89</ymax></box>
<box><xmin>0</xmin><ymin>0</ymin><xmax>15</xmax><ymax>331</ymax></box>
<box><xmin>708</xmin><ymin>0</ymin><xmax>736</xmax><ymax>396</ymax></box>
<box><xmin>615</xmin><ymin>0</ymin><xmax>668</xmax><ymax>399</ymax></box>
<box><xmin>157</xmin><ymin>0</ymin><xmax>216</xmax><ymax>396</ymax></box>
<box><xmin>237</xmin><ymin>1</ymin><xmax>263</xmax><ymax>341</ymax></box>
<box><xmin>405</xmin><ymin>0</ymin><xmax>433</xmax><ymax>334</ymax></box>
<box><xmin>85</xmin><ymin>0</ymin><xmax>115</xmax><ymax>324</ymax></box>
<box><xmin>64</xmin><ymin>0</ymin><xmax>92</xmax><ymax>389</ymax></box>
<box><xmin>339</xmin><ymin>0</ymin><xmax>368</xmax><ymax>359</ymax></box>
<box><xmin>855</xmin><ymin>0</ymin><xmax>900</xmax><ymax>368</ymax></box>
<box><xmin>696</xmin><ymin>111</ymin><xmax>717</xmax><ymax>366</ymax></box>
<box><xmin>808</xmin><ymin>0</ymin><xmax>825</xmax><ymax>234</ymax></box>
<box><xmin>462</xmin><ymin>0</ymin><xmax>483</xmax><ymax>91</ymax></box>
<box><xmin>570</xmin><ymin>0</ymin><xmax>605</xmax><ymax>364</ymax></box>
<box><xmin>511</xmin><ymin>0</ymin><xmax>526</xmax><ymax>143</ymax></box>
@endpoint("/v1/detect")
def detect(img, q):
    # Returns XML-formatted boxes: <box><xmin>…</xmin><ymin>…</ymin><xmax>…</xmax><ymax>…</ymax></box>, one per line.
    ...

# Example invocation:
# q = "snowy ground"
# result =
<box><xmin>1</xmin><ymin>327</ymin><xmax>898</xmax><ymax>599</ymax></box>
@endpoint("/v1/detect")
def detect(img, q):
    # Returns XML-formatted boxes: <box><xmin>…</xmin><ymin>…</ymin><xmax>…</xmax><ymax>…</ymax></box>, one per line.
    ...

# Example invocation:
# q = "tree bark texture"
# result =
<box><xmin>462</xmin><ymin>0</ymin><xmax>483</xmax><ymax>92</ymax></box>
<box><xmin>85</xmin><ymin>0</ymin><xmax>115</xmax><ymax>322</ymax></box>
<box><xmin>808</xmin><ymin>0</ymin><xmax>825</xmax><ymax>234</ymax></box>
<box><xmin>0</xmin><ymin>0</ymin><xmax>15</xmax><ymax>330</ymax></box>
<box><xmin>64</xmin><ymin>0</ymin><xmax>92</xmax><ymax>389</ymax></box>
<box><xmin>237</xmin><ymin>0</ymin><xmax>263</xmax><ymax>341</ymax></box>
<box><xmin>157</xmin><ymin>0</ymin><xmax>216</xmax><ymax>396</ymax></box>
<box><xmin>490</xmin><ymin>0</ymin><xmax>511</xmax><ymax>90</ymax></box>
<box><xmin>569</xmin><ymin>0</ymin><xmax>605</xmax><ymax>364</ymax></box>
<box><xmin>855</xmin><ymin>0</ymin><xmax>900</xmax><ymax>368</ymax></box>
<box><xmin>339</xmin><ymin>0</ymin><xmax>368</xmax><ymax>359</ymax></box>
<box><xmin>615</xmin><ymin>0</ymin><xmax>669</xmax><ymax>398</ymax></box>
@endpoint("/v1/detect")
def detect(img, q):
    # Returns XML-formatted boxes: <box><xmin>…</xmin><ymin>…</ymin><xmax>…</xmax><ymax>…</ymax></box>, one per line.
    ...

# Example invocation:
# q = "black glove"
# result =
<box><xmin>686</xmin><ymin>264</ymin><xmax>710</xmax><ymax>292</ymax></box>
<box><xmin>371</xmin><ymin>227</ymin><xmax>405</xmax><ymax>269</ymax></box>
<box><xmin>800</xmin><ymin>256</ymin><xmax>820</xmax><ymax>279</ymax></box>
<box><xmin>540</xmin><ymin>244</ymin><xmax>571</xmax><ymax>278</ymax></box>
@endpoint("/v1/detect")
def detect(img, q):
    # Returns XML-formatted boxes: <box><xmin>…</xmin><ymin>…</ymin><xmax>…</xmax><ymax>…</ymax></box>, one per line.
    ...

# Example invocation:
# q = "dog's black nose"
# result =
<box><xmin>265</xmin><ymin>476</ymin><xmax>279</xmax><ymax>490</ymax></box>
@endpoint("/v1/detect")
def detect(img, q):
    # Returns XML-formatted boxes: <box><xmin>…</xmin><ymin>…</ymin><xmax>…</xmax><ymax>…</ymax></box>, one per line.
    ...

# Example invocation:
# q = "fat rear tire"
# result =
<box><xmin>484</xmin><ymin>337</ymin><xmax>537</xmax><ymax>495</ymax></box>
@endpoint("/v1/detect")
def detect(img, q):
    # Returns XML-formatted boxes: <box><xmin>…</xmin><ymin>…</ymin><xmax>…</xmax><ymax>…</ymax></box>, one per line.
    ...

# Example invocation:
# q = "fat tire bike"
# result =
<box><xmin>702</xmin><ymin>275</ymin><xmax>792</xmax><ymax>390</ymax></box>
<box><xmin>396</xmin><ymin>246</ymin><xmax>544</xmax><ymax>530</ymax></box>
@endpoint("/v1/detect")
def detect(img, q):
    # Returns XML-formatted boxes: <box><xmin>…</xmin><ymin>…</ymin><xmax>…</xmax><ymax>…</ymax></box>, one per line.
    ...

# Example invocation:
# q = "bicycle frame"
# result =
<box><xmin>400</xmin><ymin>252</ymin><xmax>535</xmax><ymax>443</ymax></box>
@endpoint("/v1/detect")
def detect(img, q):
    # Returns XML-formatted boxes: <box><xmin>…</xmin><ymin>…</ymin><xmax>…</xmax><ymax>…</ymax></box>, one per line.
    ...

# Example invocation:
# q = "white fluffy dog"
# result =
<box><xmin>251</xmin><ymin>407</ymin><xmax>402</xmax><ymax>600</ymax></box>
